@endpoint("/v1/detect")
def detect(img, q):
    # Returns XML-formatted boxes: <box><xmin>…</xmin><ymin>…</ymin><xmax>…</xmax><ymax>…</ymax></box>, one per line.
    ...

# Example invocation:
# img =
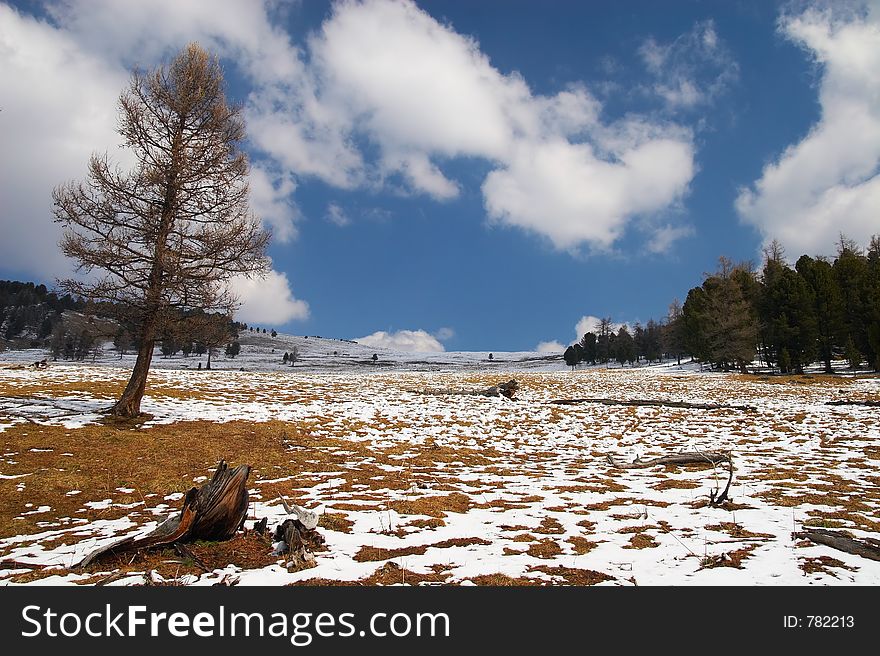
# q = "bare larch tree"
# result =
<box><xmin>53</xmin><ymin>43</ymin><xmax>270</xmax><ymax>417</ymax></box>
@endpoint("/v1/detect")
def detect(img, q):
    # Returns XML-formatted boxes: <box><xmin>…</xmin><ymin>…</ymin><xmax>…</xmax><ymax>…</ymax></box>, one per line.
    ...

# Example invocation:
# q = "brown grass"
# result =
<box><xmin>388</xmin><ymin>493</ymin><xmax>471</xmax><ymax>518</ymax></box>
<box><xmin>567</xmin><ymin>536</ymin><xmax>598</xmax><ymax>554</ymax></box>
<box><xmin>528</xmin><ymin>565</ymin><xmax>612</xmax><ymax>585</ymax></box>
<box><xmin>526</xmin><ymin>539</ymin><xmax>563</xmax><ymax>559</ymax></box>
<box><xmin>623</xmin><ymin>533</ymin><xmax>658</xmax><ymax>549</ymax></box>
<box><xmin>353</xmin><ymin>537</ymin><xmax>491</xmax><ymax>562</ymax></box>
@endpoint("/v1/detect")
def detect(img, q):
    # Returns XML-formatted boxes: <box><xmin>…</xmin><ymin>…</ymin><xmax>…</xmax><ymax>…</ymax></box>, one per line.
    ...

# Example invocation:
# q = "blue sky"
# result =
<box><xmin>2</xmin><ymin>1</ymin><xmax>879</xmax><ymax>352</ymax></box>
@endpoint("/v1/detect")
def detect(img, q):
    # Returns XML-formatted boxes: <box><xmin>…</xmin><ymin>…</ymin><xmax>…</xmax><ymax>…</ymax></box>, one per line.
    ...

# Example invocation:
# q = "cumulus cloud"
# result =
<box><xmin>305</xmin><ymin>0</ymin><xmax>696</xmax><ymax>250</ymax></box>
<box><xmin>0</xmin><ymin>4</ymin><xmax>126</xmax><ymax>278</ymax></box>
<box><xmin>535</xmin><ymin>340</ymin><xmax>565</xmax><ymax>354</ymax></box>
<box><xmin>1</xmin><ymin>0</ymin><xmax>699</xmax><ymax>301</ymax></box>
<box><xmin>483</xmin><ymin>135</ymin><xmax>694</xmax><ymax>250</ymax></box>
<box><xmin>575</xmin><ymin>315</ymin><xmax>605</xmax><ymax>339</ymax></box>
<box><xmin>0</xmin><ymin>0</ymin><xmax>307</xmax><ymax>320</ymax></box>
<box><xmin>736</xmin><ymin>3</ymin><xmax>880</xmax><ymax>256</ymax></box>
<box><xmin>230</xmin><ymin>269</ymin><xmax>310</xmax><ymax>325</ymax></box>
<box><xmin>355</xmin><ymin>329</ymin><xmax>445</xmax><ymax>352</ymax></box>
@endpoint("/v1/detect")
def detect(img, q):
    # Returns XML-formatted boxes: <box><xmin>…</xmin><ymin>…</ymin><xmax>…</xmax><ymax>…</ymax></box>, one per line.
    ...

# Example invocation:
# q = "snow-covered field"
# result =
<box><xmin>1</xmin><ymin>341</ymin><xmax>878</xmax><ymax>586</ymax></box>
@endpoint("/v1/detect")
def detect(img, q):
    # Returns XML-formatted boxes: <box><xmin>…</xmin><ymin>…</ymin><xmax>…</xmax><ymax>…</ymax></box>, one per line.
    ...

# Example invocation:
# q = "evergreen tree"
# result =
<box><xmin>579</xmin><ymin>332</ymin><xmax>597</xmax><ymax>364</ymax></box>
<box><xmin>663</xmin><ymin>299</ymin><xmax>687</xmax><ymax>365</ymax></box>
<box><xmin>615</xmin><ymin>326</ymin><xmax>636</xmax><ymax>366</ymax></box>
<box><xmin>113</xmin><ymin>327</ymin><xmax>131</xmax><ymax>357</ymax></box>
<box><xmin>160</xmin><ymin>337</ymin><xmax>178</xmax><ymax>358</ymax></box>
<box><xmin>644</xmin><ymin>319</ymin><xmax>663</xmax><ymax>363</ymax></box>
<box><xmin>759</xmin><ymin>251</ymin><xmax>817</xmax><ymax>373</ymax></box>
<box><xmin>795</xmin><ymin>255</ymin><xmax>843</xmax><ymax>373</ymax></box>
<box><xmin>563</xmin><ymin>345</ymin><xmax>579</xmax><ymax>369</ymax></box>
<box><xmin>685</xmin><ymin>258</ymin><xmax>758</xmax><ymax>371</ymax></box>
<box><xmin>225</xmin><ymin>341</ymin><xmax>241</xmax><ymax>358</ymax></box>
<box><xmin>833</xmin><ymin>237</ymin><xmax>872</xmax><ymax>366</ymax></box>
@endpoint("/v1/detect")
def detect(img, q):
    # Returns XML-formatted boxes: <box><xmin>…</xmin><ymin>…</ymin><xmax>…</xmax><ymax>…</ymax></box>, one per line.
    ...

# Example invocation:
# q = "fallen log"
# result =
<box><xmin>793</xmin><ymin>528</ymin><xmax>880</xmax><ymax>562</ymax></box>
<box><xmin>551</xmin><ymin>398</ymin><xmax>754</xmax><ymax>411</ymax></box>
<box><xmin>76</xmin><ymin>460</ymin><xmax>251</xmax><ymax>568</ymax></box>
<box><xmin>606</xmin><ymin>451</ymin><xmax>732</xmax><ymax>469</ymax></box>
<box><xmin>826</xmin><ymin>400</ymin><xmax>880</xmax><ymax>408</ymax></box>
<box><xmin>414</xmin><ymin>379</ymin><xmax>519</xmax><ymax>400</ymax></box>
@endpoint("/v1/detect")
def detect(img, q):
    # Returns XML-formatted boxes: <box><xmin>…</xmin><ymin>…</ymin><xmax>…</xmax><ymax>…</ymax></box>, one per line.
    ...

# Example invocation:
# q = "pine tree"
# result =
<box><xmin>795</xmin><ymin>255</ymin><xmax>843</xmax><ymax>373</ymax></box>
<box><xmin>663</xmin><ymin>299</ymin><xmax>686</xmax><ymax>365</ymax></box>
<box><xmin>615</xmin><ymin>326</ymin><xmax>635</xmax><ymax>366</ymax></box>
<box><xmin>759</xmin><ymin>251</ymin><xmax>817</xmax><ymax>373</ymax></box>
<box><xmin>578</xmin><ymin>332</ymin><xmax>596</xmax><ymax>364</ymax></box>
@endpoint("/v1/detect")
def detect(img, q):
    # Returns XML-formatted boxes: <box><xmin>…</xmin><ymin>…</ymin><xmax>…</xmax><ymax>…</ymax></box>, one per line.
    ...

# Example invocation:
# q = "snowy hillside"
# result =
<box><xmin>1</xmin><ymin>329</ymin><xmax>567</xmax><ymax>373</ymax></box>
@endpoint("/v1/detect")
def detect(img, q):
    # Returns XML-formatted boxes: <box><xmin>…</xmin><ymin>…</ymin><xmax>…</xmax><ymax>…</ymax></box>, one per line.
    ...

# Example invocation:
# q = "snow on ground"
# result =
<box><xmin>0</xmin><ymin>344</ymin><xmax>878</xmax><ymax>586</ymax></box>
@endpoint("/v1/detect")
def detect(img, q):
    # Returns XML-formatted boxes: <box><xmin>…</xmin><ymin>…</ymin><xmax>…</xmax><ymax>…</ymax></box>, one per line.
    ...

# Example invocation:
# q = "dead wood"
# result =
<box><xmin>274</xmin><ymin>518</ymin><xmax>324</xmax><ymax>570</ymax></box>
<box><xmin>414</xmin><ymin>379</ymin><xmax>519</xmax><ymax>399</ymax></box>
<box><xmin>825</xmin><ymin>400</ymin><xmax>880</xmax><ymax>407</ymax></box>
<box><xmin>174</xmin><ymin>542</ymin><xmax>209</xmax><ymax>572</ymax></box>
<box><xmin>482</xmin><ymin>379</ymin><xmax>519</xmax><ymax>399</ymax></box>
<box><xmin>793</xmin><ymin>528</ymin><xmax>880</xmax><ymax>562</ymax></box>
<box><xmin>551</xmin><ymin>398</ymin><xmax>754</xmax><ymax>411</ymax></box>
<box><xmin>278</xmin><ymin>496</ymin><xmax>319</xmax><ymax>529</ymax></box>
<box><xmin>76</xmin><ymin>460</ymin><xmax>250</xmax><ymax>568</ymax></box>
<box><xmin>710</xmin><ymin>458</ymin><xmax>735</xmax><ymax>506</ymax></box>
<box><xmin>606</xmin><ymin>451</ymin><xmax>732</xmax><ymax>469</ymax></box>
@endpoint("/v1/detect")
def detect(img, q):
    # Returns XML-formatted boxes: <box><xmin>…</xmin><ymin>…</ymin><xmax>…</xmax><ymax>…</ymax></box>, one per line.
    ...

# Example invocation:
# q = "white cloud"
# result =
<box><xmin>0</xmin><ymin>1</ymin><xmax>308</xmax><ymax>319</ymax></box>
<box><xmin>306</xmin><ymin>0</ymin><xmax>696</xmax><ymax>250</ymax></box>
<box><xmin>0</xmin><ymin>4</ymin><xmax>127</xmax><ymax>278</ymax></box>
<box><xmin>1</xmin><ymin>0</ymin><xmax>699</xmax><ymax>298</ymax></box>
<box><xmin>535</xmin><ymin>340</ymin><xmax>565</xmax><ymax>354</ymax></box>
<box><xmin>639</xmin><ymin>20</ymin><xmax>739</xmax><ymax>111</ymax></box>
<box><xmin>538</xmin><ymin>314</ymin><xmax>625</xmax><ymax>355</ymax></box>
<box><xmin>575</xmin><ymin>315</ymin><xmax>605</xmax><ymax>339</ymax></box>
<box><xmin>248</xmin><ymin>164</ymin><xmax>299</xmax><ymax>242</ymax></box>
<box><xmin>355</xmin><ymin>329</ymin><xmax>445</xmax><ymax>352</ymax></box>
<box><xmin>646</xmin><ymin>223</ymin><xmax>696</xmax><ymax>254</ymax></box>
<box><xmin>325</xmin><ymin>203</ymin><xmax>352</xmax><ymax>227</ymax></box>
<box><xmin>736</xmin><ymin>4</ymin><xmax>880</xmax><ymax>256</ymax></box>
<box><xmin>483</xmin><ymin>135</ymin><xmax>694</xmax><ymax>250</ymax></box>
<box><xmin>434</xmin><ymin>327</ymin><xmax>455</xmax><ymax>341</ymax></box>
<box><xmin>231</xmin><ymin>269</ymin><xmax>310</xmax><ymax>325</ymax></box>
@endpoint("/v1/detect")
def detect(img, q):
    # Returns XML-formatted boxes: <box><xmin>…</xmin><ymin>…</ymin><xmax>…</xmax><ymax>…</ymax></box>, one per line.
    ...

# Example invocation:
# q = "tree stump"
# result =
<box><xmin>76</xmin><ymin>460</ymin><xmax>251</xmax><ymax>568</ymax></box>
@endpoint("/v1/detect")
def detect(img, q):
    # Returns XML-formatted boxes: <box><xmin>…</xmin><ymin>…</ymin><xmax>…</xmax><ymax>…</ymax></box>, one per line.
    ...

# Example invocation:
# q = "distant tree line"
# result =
<box><xmin>564</xmin><ymin>235</ymin><xmax>880</xmax><ymax>374</ymax></box>
<box><xmin>0</xmin><ymin>280</ymin><xmax>89</xmax><ymax>342</ymax></box>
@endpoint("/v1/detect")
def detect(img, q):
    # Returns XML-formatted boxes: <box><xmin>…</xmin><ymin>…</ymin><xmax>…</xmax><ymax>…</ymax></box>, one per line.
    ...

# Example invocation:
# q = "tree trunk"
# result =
<box><xmin>110</xmin><ymin>337</ymin><xmax>155</xmax><ymax>417</ymax></box>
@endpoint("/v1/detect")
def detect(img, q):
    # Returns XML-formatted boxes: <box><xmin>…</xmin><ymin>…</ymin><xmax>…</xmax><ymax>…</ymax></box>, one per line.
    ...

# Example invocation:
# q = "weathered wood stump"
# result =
<box><xmin>483</xmin><ymin>379</ymin><xmax>518</xmax><ymax>399</ymax></box>
<box><xmin>76</xmin><ymin>460</ymin><xmax>251</xmax><ymax>568</ymax></box>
